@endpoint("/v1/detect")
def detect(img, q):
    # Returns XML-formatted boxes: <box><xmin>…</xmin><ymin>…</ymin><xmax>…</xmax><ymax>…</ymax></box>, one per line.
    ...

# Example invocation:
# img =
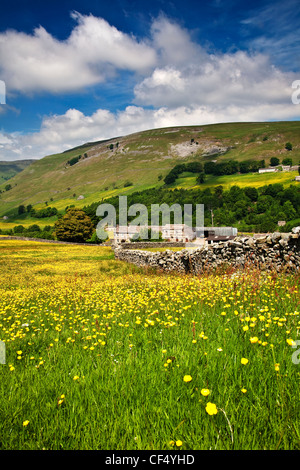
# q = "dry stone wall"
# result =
<box><xmin>114</xmin><ymin>230</ymin><xmax>300</xmax><ymax>274</ymax></box>
<box><xmin>113</xmin><ymin>241</ymin><xmax>185</xmax><ymax>250</ymax></box>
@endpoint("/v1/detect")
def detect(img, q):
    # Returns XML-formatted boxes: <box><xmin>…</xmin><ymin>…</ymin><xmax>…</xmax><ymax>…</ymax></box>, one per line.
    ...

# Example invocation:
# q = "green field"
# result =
<box><xmin>172</xmin><ymin>170</ymin><xmax>299</xmax><ymax>191</ymax></box>
<box><xmin>0</xmin><ymin>240</ymin><xmax>300</xmax><ymax>450</ymax></box>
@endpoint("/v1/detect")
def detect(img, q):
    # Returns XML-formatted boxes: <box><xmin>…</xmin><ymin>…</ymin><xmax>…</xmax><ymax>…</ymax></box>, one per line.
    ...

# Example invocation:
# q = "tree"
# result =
<box><xmin>285</xmin><ymin>142</ymin><xmax>293</xmax><ymax>151</ymax></box>
<box><xmin>283</xmin><ymin>201</ymin><xmax>296</xmax><ymax>221</ymax></box>
<box><xmin>282</xmin><ymin>157</ymin><xmax>293</xmax><ymax>166</ymax></box>
<box><xmin>68</xmin><ymin>155</ymin><xmax>81</xmax><ymax>166</ymax></box>
<box><xmin>244</xmin><ymin>186</ymin><xmax>258</xmax><ymax>201</ymax></box>
<box><xmin>185</xmin><ymin>161</ymin><xmax>203</xmax><ymax>173</ymax></box>
<box><xmin>214</xmin><ymin>185</ymin><xmax>223</xmax><ymax>198</ymax></box>
<box><xmin>27</xmin><ymin>224</ymin><xmax>41</xmax><ymax>232</ymax></box>
<box><xmin>164</xmin><ymin>172</ymin><xmax>177</xmax><ymax>185</ymax></box>
<box><xmin>270</xmin><ymin>157</ymin><xmax>280</xmax><ymax>166</ymax></box>
<box><xmin>14</xmin><ymin>225</ymin><xmax>25</xmax><ymax>233</ymax></box>
<box><xmin>196</xmin><ymin>173</ymin><xmax>206</xmax><ymax>184</ymax></box>
<box><xmin>54</xmin><ymin>208</ymin><xmax>94</xmax><ymax>242</ymax></box>
<box><xmin>18</xmin><ymin>205</ymin><xmax>26</xmax><ymax>215</ymax></box>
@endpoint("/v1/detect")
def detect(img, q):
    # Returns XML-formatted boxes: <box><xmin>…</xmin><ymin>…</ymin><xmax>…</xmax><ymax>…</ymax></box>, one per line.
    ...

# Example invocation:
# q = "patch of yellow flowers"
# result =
<box><xmin>0</xmin><ymin>240</ymin><xmax>300</xmax><ymax>443</ymax></box>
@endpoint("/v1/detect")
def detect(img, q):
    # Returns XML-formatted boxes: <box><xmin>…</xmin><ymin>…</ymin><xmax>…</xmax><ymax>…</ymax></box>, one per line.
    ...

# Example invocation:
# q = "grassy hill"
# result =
<box><xmin>0</xmin><ymin>121</ymin><xmax>299</xmax><ymax>229</ymax></box>
<box><xmin>0</xmin><ymin>159</ymin><xmax>35</xmax><ymax>184</ymax></box>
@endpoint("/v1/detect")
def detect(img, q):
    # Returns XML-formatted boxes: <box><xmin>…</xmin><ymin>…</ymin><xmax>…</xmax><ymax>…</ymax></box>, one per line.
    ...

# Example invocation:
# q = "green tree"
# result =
<box><xmin>285</xmin><ymin>142</ymin><xmax>293</xmax><ymax>151</ymax></box>
<box><xmin>54</xmin><ymin>208</ymin><xmax>94</xmax><ymax>242</ymax></box>
<box><xmin>214</xmin><ymin>185</ymin><xmax>224</xmax><ymax>198</ymax></box>
<box><xmin>270</xmin><ymin>157</ymin><xmax>280</xmax><ymax>166</ymax></box>
<box><xmin>14</xmin><ymin>225</ymin><xmax>25</xmax><ymax>233</ymax></box>
<box><xmin>282</xmin><ymin>201</ymin><xmax>296</xmax><ymax>221</ymax></box>
<box><xmin>196</xmin><ymin>173</ymin><xmax>206</xmax><ymax>184</ymax></box>
<box><xmin>18</xmin><ymin>204</ymin><xmax>26</xmax><ymax>215</ymax></box>
<box><xmin>27</xmin><ymin>224</ymin><xmax>41</xmax><ymax>232</ymax></box>
<box><xmin>244</xmin><ymin>186</ymin><xmax>258</xmax><ymax>201</ymax></box>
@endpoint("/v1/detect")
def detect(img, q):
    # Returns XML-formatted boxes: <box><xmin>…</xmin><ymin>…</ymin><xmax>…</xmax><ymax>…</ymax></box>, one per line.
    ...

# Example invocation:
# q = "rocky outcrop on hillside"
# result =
<box><xmin>114</xmin><ymin>229</ymin><xmax>300</xmax><ymax>274</ymax></box>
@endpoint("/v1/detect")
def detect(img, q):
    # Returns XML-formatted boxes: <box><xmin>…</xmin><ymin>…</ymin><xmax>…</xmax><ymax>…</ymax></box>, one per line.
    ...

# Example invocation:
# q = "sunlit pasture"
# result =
<box><xmin>0</xmin><ymin>240</ymin><xmax>299</xmax><ymax>450</ymax></box>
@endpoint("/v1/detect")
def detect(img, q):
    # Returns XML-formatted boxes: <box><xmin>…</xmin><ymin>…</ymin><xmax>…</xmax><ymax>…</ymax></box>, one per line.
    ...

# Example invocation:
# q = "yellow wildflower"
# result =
<box><xmin>205</xmin><ymin>402</ymin><xmax>218</xmax><ymax>415</ymax></box>
<box><xmin>183</xmin><ymin>375</ymin><xmax>192</xmax><ymax>382</ymax></box>
<box><xmin>241</xmin><ymin>358</ymin><xmax>249</xmax><ymax>365</ymax></box>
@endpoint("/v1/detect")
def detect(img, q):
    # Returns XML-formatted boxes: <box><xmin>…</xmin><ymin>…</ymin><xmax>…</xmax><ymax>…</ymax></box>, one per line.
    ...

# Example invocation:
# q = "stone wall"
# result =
<box><xmin>113</xmin><ymin>241</ymin><xmax>186</xmax><ymax>250</ymax></box>
<box><xmin>114</xmin><ymin>230</ymin><xmax>300</xmax><ymax>274</ymax></box>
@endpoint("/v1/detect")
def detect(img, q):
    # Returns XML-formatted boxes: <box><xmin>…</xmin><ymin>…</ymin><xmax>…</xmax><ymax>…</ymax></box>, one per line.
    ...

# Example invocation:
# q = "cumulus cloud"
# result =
<box><xmin>0</xmin><ymin>11</ymin><xmax>156</xmax><ymax>94</ymax></box>
<box><xmin>150</xmin><ymin>16</ymin><xmax>207</xmax><ymax>67</ymax></box>
<box><xmin>134</xmin><ymin>50</ymin><xmax>295</xmax><ymax>109</ymax></box>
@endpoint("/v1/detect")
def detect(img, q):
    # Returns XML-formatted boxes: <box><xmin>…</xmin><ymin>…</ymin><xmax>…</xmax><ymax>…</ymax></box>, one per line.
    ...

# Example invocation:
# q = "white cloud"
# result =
<box><xmin>134</xmin><ymin>51</ymin><xmax>296</xmax><ymax>109</ymax></box>
<box><xmin>0</xmin><ymin>12</ymin><xmax>156</xmax><ymax>94</ymax></box>
<box><xmin>150</xmin><ymin>16</ymin><xmax>207</xmax><ymax>67</ymax></box>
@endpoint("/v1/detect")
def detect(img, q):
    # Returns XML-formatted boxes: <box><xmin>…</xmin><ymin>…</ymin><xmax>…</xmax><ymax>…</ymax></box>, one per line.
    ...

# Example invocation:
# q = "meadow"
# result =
<box><xmin>0</xmin><ymin>240</ymin><xmax>300</xmax><ymax>450</ymax></box>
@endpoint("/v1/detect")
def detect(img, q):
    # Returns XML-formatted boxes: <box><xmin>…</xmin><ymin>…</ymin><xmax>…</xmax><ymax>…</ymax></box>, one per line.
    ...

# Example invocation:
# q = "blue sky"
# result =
<box><xmin>0</xmin><ymin>0</ymin><xmax>299</xmax><ymax>160</ymax></box>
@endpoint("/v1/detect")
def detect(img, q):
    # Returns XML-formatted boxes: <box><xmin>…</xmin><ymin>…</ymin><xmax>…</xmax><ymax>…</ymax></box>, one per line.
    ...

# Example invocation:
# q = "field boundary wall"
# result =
<box><xmin>114</xmin><ymin>231</ymin><xmax>300</xmax><ymax>274</ymax></box>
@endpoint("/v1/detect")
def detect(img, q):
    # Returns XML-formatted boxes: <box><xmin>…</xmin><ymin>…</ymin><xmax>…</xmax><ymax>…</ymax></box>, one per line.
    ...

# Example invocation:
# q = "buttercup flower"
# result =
<box><xmin>200</xmin><ymin>388</ymin><xmax>210</xmax><ymax>396</ymax></box>
<box><xmin>241</xmin><ymin>358</ymin><xmax>249</xmax><ymax>365</ymax></box>
<box><xmin>205</xmin><ymin>402</ymin><xmax>218</xmax><ymax>415</ymax></box>
<box><xmin>183</xmin><ymin>375</ymin><xmax>192</xmax><ymax>382</ymax></box>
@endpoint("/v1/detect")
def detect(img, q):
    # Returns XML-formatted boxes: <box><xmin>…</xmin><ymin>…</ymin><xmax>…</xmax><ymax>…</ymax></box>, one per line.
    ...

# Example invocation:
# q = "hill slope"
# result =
<box><xmin>0</xmin><ymin>121</ymin><xmax>299</xmax><ymax>219</ymax></box>
<box><xmin>0</xmin><ymin>160</ymin><xmax>35</xmax><ymax>184</ymax></box>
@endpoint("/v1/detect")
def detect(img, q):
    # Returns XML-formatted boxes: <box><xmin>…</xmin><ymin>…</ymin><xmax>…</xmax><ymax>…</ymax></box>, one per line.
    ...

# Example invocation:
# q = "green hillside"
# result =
<box><xmin>0</xmin><ymin>121</ymin><xmax>300</xmax><ymax>229</ymax></box>
<box><xmin>0</xmin><ymin>159</ymin><xmax>35</xmax><ymax>184</ymax></box>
